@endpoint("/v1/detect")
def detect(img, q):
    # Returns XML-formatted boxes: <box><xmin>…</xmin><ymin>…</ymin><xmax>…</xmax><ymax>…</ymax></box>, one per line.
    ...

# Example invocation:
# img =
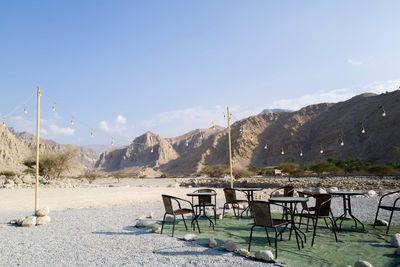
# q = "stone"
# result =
<box><xmin>183</xmin><ymin>234</ymin><xmax>198</xmax><ymax>241</ymax></box>
<box><xmin>375</xmin><ymin>219</ymin><xmax>389</xmax><ymax>226</ymax></box>
<box><xmin>4</xmin><ymin>179</ymin><xmax>15</xmax><ymax>185</ymax></box>
<box><xmin>9</xmin><ymin>219</ymin><xmax>17</xmax><ymax>224</ymax></box>
<box><xmin>271</xmin><ymin>189</ymin><xmax>283</xmax><ymax>197</ymax></box>
<box><xmin>255</xmin><ymin>250</ymin><xmax>274</xmax><ymax>262</ymax></box>
<box><xmin>35</xmin><ymin>207</ymin><xmax>50</xmax><ymax>217</ymax></box>
<box><xmin>208</xmin><ymin>237</ymin><xmax>217</xmax><ymax>248</ymax></box>
<box><xmin>17</xmin><ymin>217</ymin><xmax>25</xmax><ymax>226</ymax></box>
<box><xmin>328</xmin><ymin>187</ymin><xmax>338</xmax><ymax>192</ymax></box>
<box><xmin>239</xmin><ymin>248</ymin><xmax>250</xmax><ymax>257</ymax></box>
<box><xmin>21</xmin><ymin>216</ymin><xmax>37</xmax><ymax>227</ymax></box>
<box><xmin>391</xmin><ymin>234</ymin><xmax>400</xmax><ymax>247</ymax></box>
<box><xmin>22</xmin><ymin>175</ymin><xmax>34</xmax><ymax>184</ymax></box>
<box><xmin>137</xmin><ymin>215</ymin><xmax>146</xmax><ymax>220</ymax></box>
<box><xmin>147</xmin><ymin>212</ymin><xmax>154</xmax><ymax>219</ymax></box>
<box><xmin>367</xmin><ymin>190</ymin><xmax>377</xmax><ymax>197</ymax></box>
<box><xmin>4</xmin><ymin>183</ymin><xmax>14</xmax><ymax>189</ymax></box>
<box><xmin>396</xmin><ymin>247</ymin><xmax>400</xmax><ymax>256</ymax></box>
<box><xmin>217</xmin><ymin>213</ymin><xmax>224</xmax><ymax>220</ymax></box>
<box><xmin>313</xmin><ymin>187</ymin><xmax>327</xmax><ymax>194</ymax></box>
<box><xmin>151</xmin><ymin>227</ymin><xmax>161</xmax><ymax>233</ymax></box>
<box><xmin>165</xmin><ymin>216</ymin><xmax>174</xmax><ymax>223</ymax></box>
<box><xmin>135</xmin><ymin>220</ymin><xmax>153</xmax><ymax>227</ymax></box>
<box><xmin>224</xmin><ymin>240</ymin><xmax>236</xmax><ymax>252</ymax></box>
<box><xmin>36</xmin><ymin>215</ymin><xmax>51</xmax><ymax>225</ymax></box>
<box><xmin>354</xmin><ymin>260</ymin><xmax>373</xmax><ymax>267</ymax></box>
<box><xmin>14</xmin><ymin>177</ymin><xmax>23</xmax><ymax>185</ymax></box>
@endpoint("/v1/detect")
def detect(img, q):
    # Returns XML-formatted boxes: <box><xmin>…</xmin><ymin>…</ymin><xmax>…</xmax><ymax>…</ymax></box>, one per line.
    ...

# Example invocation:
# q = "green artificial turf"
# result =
<box><xmin>150</xmin><ymin>213</ymin><xmax>400</xmax><ymax>267</ymax></box>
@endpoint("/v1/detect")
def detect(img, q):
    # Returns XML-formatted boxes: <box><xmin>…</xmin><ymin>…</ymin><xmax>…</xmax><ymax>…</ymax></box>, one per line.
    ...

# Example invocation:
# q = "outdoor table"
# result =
<box><xmin>269</xmin><ymin>196</ymin><xmax>309</xmax><ymax>250</ymax></box>
<box><xmin>235</xmin><ymin>187</ymin><xmax>263</xmax><ymax>217</ymax></box>
<box><xmin>187</xmin><ymin>192</ymin><xmax>217</xmax><ymax>229</ymax></box>
<box><xmin>330</xmin><ymin>190</ymin><xmax>366</xmax><ymax>232</ymax></box>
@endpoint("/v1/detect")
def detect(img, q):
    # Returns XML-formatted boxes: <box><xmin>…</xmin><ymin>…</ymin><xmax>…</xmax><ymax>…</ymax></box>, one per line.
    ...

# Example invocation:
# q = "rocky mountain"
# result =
<box><xmin>95</xmin><ymin>90</ymin><xmax>400</xmax><ymax>176</ymax></box>
<box><xmin>259</xmin><ymin>108</ymin><xmax>292</xmax><ymax>114</ymax></box>
<box><xmin>0</xmin><ymin>128</ymin><xmax>98</xmax><ymax>174</ymax></box>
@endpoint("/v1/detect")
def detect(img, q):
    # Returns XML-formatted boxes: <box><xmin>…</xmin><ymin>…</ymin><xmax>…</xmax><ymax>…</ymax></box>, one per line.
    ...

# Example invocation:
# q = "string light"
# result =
<box><xmin>319</xmin><ymin>144</ymin><xmax>324</xmax><ymax>154</ymax></box>
<box><xmin>300</xmin><ymin>151</ymin><xmax>303</xmax><ymax>157</ymax></box>
<box><xmin>185</xmin><ymin>142</ymin><xmax>189</xmax><ymax>147</ymax></box>
<box><xmin>70</xmin><ymin>116</ymin><xmax>74</xmax><ymax>126</ymax></box>
<box><xmin>264</xmin><ymin>144</ymin><xmax>268</xmax><ymax>150</ymax></box>
<box><xmin>150</xmin><ymin>148</ymin><xmax>154</xmax><ymax>153</ymax></box>
<box><xmin>90</xmin><ymin>128</ymin><xmax>94</xmax><ymax>138</ymax></box>
<box><xmin>380</xmin><ymin>106</ymin><xmax>386</xmax><ymax>117</ymax></box>
<box><xmin>361</xmin><ymin>127</ymin><xmax>366</xmax><ymax>134</ymax></box>
<box><xmin>111</xmin><ymin>137</ymin><xmax>114</xmax><ymax>146</ymax></box>
<box><xmin>339</xmin><ymin>135</ymin><xmax>344</xmax><ymax>146</ymax></box>
<box><xmin>52</xmin><ymin>102</ymin><xmax>56</xmax><ymax>112</ymax></box>
<box><xmin>23</xmin><ymin>105</ymin><xmax>27</xmax><ymax>114</ymax></box>
<box><xmin>281</xmin><ymin>147</ymin><xmax>285</xmax><ymax>155</ymax></box>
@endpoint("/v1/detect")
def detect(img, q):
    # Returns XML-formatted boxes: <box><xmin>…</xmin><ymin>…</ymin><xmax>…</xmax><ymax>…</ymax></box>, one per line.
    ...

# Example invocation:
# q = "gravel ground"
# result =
<box><xmin>0</xmin><ymin>196</ymin><xmax>397</xmax><ymax>267</ymax></box>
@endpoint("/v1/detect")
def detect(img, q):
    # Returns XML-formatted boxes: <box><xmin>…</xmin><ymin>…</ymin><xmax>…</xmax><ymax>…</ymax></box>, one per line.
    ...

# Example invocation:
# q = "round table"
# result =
<box><xmin>330</xmin><ymin>190</ymin><xmax>366</xmax><ymax>231</ymax></box>
<box><xmin>269</xmin><ymin>197</ymin><xmax>309</xmax><ymax>250</ymax></box>
<box><xmin>187</xmin><ymin>192</ymin><xmax>217</xmax><ymax>229</ymax></box>
<box><xmin>235</xmin><ymin>188</ymin><xmax>263</xmax><ymax>217</ymax></box>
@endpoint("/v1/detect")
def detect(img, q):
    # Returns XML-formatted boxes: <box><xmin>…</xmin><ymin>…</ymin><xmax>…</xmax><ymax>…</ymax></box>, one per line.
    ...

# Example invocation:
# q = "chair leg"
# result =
<box><xmin>161</xmin><ymin>213</ymin><xmax>167</xmax><ymax>234</ymax></box>
<box><xmin>214</xmin><ymin>205</ymin><xmax>217</xmax><ymax>225</ymax></box>
<box><xmin>324</xmin><ymin>218</ymin><xmax>329</xmax><ymax>228</ymax></box>
<box><xmin>222</xmin><ymin>204</ymin><xmax>226</xmax><ymax>219</ymax></box>
<box><xmin>172</xmin><ymin>215</ymin><xmax>176</xmax><ymax>237</ymax></box>
<box><xmin>265</xmin><ymin>227</ymin><xmax>272</xmax><ymax>246</ymax></box>
<box><xmin>274</xmin><ymin>228</ymin><xmax>278</xmax><ymax>258</ymax></box>
<box><xmin>311</xmin><ymin>218</ymin><xmax>318</xmax><ymax>247</ymax></box>
<box><xmin>248</xmin><ymin>225</ymin><xmax>255</xmax><ymax>251</ymax></box>
<box><xmin>181</xmin><ymin>214</ymin><xmax>188</xmax><ymax>230</ymax></box>
<box><xmin>328</xmin><ymin>217</ymin><xmax>338</xmax><ymax>242</ymax></box>
<box><xmin>298</xmin><ymin>210</ymin><xmax>304</xmax><ymax>229</ymax></box>
<box><xmin>373</xmin><ymin>207</ymin><xmax>380</xmax><ymax>228</ymax></box>
<box><xmin>387</xmin><ymin>209</ymin><xmax>395</xmax><ymax>234</ymax></box>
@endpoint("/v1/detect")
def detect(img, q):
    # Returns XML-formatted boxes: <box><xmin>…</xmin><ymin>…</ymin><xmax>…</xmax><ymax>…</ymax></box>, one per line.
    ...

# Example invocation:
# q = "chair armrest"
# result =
<box><xmin>172</xmin><ymin>197</ymin><xmax>194</xmax><ymax>210</ymax></box>
<box><xmin>378</xmin><ymin>190</ymin><xmax>400</xmax><ymax>207</ymax></box>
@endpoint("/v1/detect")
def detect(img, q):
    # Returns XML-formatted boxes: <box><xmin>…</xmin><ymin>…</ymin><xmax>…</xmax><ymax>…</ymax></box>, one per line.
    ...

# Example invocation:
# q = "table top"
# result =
<box><xmin>187</xmin><ymin>192</ymin><xmax>217</xmax><ymax>197</ymax></box>
<box><xmin>329</xmin><ymin>190</ymin><xmax>366</xmax><ymax>196</ymax></box>
<box><xmin>269</xmin><ymin>197</ymin><xmax>309</xmax><ymax>203</ymax></box>
<box><xmin>235</xmin><ymin>188</ymin><xmax>263</xmax><ymax>192</ymax></box>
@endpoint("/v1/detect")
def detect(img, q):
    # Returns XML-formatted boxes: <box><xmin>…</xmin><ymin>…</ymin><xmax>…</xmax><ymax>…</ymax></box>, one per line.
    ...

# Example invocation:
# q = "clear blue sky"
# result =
<box><xmin>1</xmin><ymin>1</ymin><xmax>399</xmax><ymax>146</ymax></box>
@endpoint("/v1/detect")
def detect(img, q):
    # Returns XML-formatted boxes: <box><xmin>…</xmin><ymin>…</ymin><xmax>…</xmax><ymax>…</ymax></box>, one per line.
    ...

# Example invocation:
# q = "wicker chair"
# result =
<box><xmin>161</xmin><ymin>195</ymin><xmax>200</xmax><ymax>237</ymax></box>
<box><xmin>295</xmin><ymin>194</ymin><xmax>338</xmax><ymax>246</ymax></box>
<box><xmin>248</xmin><ymin>201</ymin><xmax>290</xmax><ymax>258</ymax></box>
<box><xmin>270</xmin><ymin>186</ymin><xmax>295</xmax><ymax>219</ymax></box>
<box><xmin>373</xmin><ymin>190</ymin><xmax>400</xmax><ymax>233</ymax></box>
<box><xmin>296</xmin><ymin>191</ymin><xmax>316</xmax><ymax>231</ymax></box>
<box><xmin>191</xmin><ymin>188</ymin><xmax>217</xmax><ymax>225</ymax></box>
<box><xmin>222</xmin><ymin>188</ymin><xmax>247</xmax><ymax>218</ymax></box>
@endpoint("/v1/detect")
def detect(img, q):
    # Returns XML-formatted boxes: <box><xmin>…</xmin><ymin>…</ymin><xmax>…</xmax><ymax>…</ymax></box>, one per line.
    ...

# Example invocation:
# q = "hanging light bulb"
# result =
<box><xmin>111</xmin><ymin>137</ymin><xmax>114</xmax><ymax>146</ymax></box>
<box><xmin>90</xmin><ymin>129</ymin><xmax>94</xmax><ymax>138</ymax></box>
<box><xmin>185</xmin><ymin>142</ymin><xmax>189</xmax><ymax>147</ymax></box>
<box><xmin>70</xmin><ymin>117</ymin><xmax>74</xmax><ymax>126</ymax></box>
<box><xmin>319</xmin><ymin>144</ymin><xmax>324</xmax><ymax>154</ymax></box>
<box><xmin>340</xmin><ymin>140</ymin><xmax>344</xmax><ymax>146</ymax></box>
<box><xmin>361</xmin><ymin>127</ymin><xmax>366</xmax><ymax>134</ymax></box>
<box><xmin>382</xmin><ymin>109</ymin><xmax>386</xmax><ymax>117</ymax></box>
<box><xmin>23</xmin><ymin>105</ymin><xmax>28</xmax><ymax>114</ymax></box>
<box><xmin>52</xmin><ymin>102</ymin><xmax>56</xmax><ymax>112</ymax></box>
<box><xmin>281</xmin><ymin>147</ymin><xmax>285</xmax><ymax>155</ymax></box>
<box><xmin>264</xmin><ymin>144</ymin><xmax>268</xmax><ymax>150</ymax></box>
<box><xmin>150</xmin><ymin>148</ymin><xmax>154</xmax><ymax>153</ymax></box>
<box><xmin>300</xmin><ymin>151</ymin><xmax>303</xmax><ymax>157</ymax></box>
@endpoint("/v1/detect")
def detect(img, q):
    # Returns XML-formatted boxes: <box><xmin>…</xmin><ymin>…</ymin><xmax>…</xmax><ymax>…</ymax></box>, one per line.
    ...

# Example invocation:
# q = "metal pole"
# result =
<box><xmin>35</xmin><ymin>86</ymin><xmax>41</xmax><ymax>213</ymax></box>
<box><xmin>227</xmin><ymin>107</ymin><xmax>233</xmax><ymax>188</ymax></box>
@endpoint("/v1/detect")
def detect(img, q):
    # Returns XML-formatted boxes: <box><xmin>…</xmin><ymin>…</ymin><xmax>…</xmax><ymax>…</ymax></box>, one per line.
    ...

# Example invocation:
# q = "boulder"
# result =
<box><xmin>391</xmin><ymin>234</ymin><xmax>400</xmax><ymax>247</ymax></box>
<box><xmin>354</xmin><ymin>260</ymin><xmax>373</xmax><ymax>267</ymax></box>
<box><xmin>135</xmin><ymin>220</ymin><xmax>153</xmax><ymax>227</ymax></box>
<box><xmin>328</xmin><ymin>187</ymin><xmax>338</xmax><ymax>193</ymax></box>
<box><xmin>208</xmin><ymin>237</ymin><xmax>217</xmax><ymax>248</ymax></box>
<box><xmin>239</xmin><ymin>248</ymin><xmax>250</xmax><ymax>257</ymax></box>
<box><xmin>5</xmin><ymin>179</ymin><xmax>15</xmax><ymax>185</ymax></box>
<box><xmin>21</xmin><ymin>216</ymin><xmax>37</xmax><ymax>227</ymax></box>
<box><xmin>35</xmin><ymin>207</ymin><xmax>50</xmax><ymax>217</ymax></box>
<box><xmin>9</xmin><ymin>219</ymin><xmax>17</xmax><ymax>225</ymax></box>
<box><xmin>4</xmin><ymin>183</ymin><xmax>14</xmax><ymax>189</ymax></box>
<box><xmin>17</xmin><ymin>217</ymin><xmax>25</xmax><ymax>226</ymax></box>
<box><xmin>224</xmin><ymin>240</ymin><xmax>236</xmax><ymax>252</ymax></box>
<box><xmin>366</xmin><ymin>190</ymin><xmax>377</xmax><ymax>197</ymax></box>
<box><xmin>14</xmin><ymin>177</ymin><xmax>23</xmax><ymax>185</ymax></box>
<box><xmin>183</xmin><ymin>234</ymin><xmax>198</xmax><ymax>241</ymax></box>
<box><xmin>375</xmin><ymin>219</ymin><xmax>389</xmax><ymax>226</ymax></box>
<box><xmin>255</xmin><ymin>250</ymin><xmax>274</xmax><ymax>262</ymax></box>
<box><xmin>36</xmin><ymin>215</ymin><xmax>51</xmax><ymax>225</ymax></box>
<box><xmin>313</xmin><ymin>187</ymin><xmax>327</xmax><ymax>194</ymax></box>
<box><xmin>22</xmin><ymin>175</ymin><xmax>34</xmax><ymax>184</ymax></box>
<box><xmin>151</xmin><ymin>227</ymin><xmax>161</xmax><ymax>233</ymax></box>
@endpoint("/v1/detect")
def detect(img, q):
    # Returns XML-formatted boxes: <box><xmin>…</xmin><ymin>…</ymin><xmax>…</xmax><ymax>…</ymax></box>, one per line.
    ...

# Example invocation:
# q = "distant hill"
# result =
<box><xmin>85</xmin><ymin>144</ymin><xmax>117</xmax><ymax>154</ymax></box>
<box><xmin>95</xmin><ymin>91</ymin><xmax>400</xmax><ymax>176</ymax></box>
<box><xmin>259</xmin><ymin>108</ymin><xmax>292</xmax><ymax>114</ymax></box>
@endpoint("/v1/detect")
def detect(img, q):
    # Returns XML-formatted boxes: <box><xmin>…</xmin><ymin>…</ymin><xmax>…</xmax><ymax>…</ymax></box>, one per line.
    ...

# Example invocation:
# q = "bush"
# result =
<box><xmin>199</xmin><ymin>164</ymin><xmax>229</xmax><ymax>178</ymax></box>
<box><xmin>368</xmin><ymin>164</ymin><xmax>396</xmax><ymax>179</ymax></box>
<box><xmin>84</xmin><ymin>172</ymin><xmax>102</xmax><ymax>184</ymax></box>
<box><xmin>247</xmin><ymin>166</ymin><xmax>274</xmax><ymax>176</ymax></box>
<box><xmin>327</xmin><ymin>157</ymin><xmax>366</xmax><ymax>175</ymax></box>
<box><xmin>160</xmin><ymin>174</ymin><xmax>169</xmax><ymax>178</ymax></box>
<box><xmin>0</xmin><ymin>170</ymin><xmax>17</xmax><ymax>178</ymax></box>
<box><xmin>23</xmin><ymin>168</ymin><xmax>35</xmax><ymax>175</ymax></box>
<box><xmin>112</xmin><ymin>171</ymin><xmax>130</xmax><ymax>183</ymax></box>
<box><xmin>139</xmin><ymin>175</ymin><xmax>147</xmax><ymax>178</ymax></box>
<box><xmin>233</xmin><ymin>168</ymin><xmax>253</xmax><ymax>178</ymax></box>
<box><xmin>309</xmin><ymin>162</ymin><xmax>343</xmax><ymax>178</ymax></box>
<box><xmin>23</xmin><ymin>149</ymin><xmax>78</xmax><ymax>179</ymax></box>
<box><xmin>277</xmin><ymin>163</ymin><xmax>304</xmax><ymax>181</ymax></box>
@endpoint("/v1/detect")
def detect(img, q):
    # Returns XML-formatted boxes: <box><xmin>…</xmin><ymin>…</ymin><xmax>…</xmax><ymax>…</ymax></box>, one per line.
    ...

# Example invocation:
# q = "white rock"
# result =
<box><xmin>239</xmin><ymin>248</ymin><xmax>250</xmax><ymax>257</ymax></box>
<box><xmin>17</xmin><ymin>217</ymin><xmax>25</xmax><ymax>226</ymax></box>
<box><xmin>375</xmin><ymin>219</ymin><xmax>389</xmax><ymax>226</ymax></box>
<box><xmin>367</xmin><ymin>190</ymin><xmax>377</xmax><ymax>197</ymax></box>
<box><xmin>313</xmin><ymin>187</ymin><xmax>327</xmax><ymax>194</ymax></box>
<box><xmin>271</xmin><ymin>189</ymin><xmax>283</xmax><ymax>197</ymax></box>
<box><xmin>165</xmin><ymin>216</ymin><xmax>175</xmax><ymax>223</ymax></box>
<box><xmin>35</xmin><ymin>207</ymin><xmax>50</xmax><ymax>217</ymax></box>
<box><xmin>135</xmin><ymin>220</ymin><xmax>153</xmax><ymax>227</ymax></box>
<box><xmin>147</xmin><ymin>212</ymin><xmax>154</xmax><ymax>219</ymax></box>
<box><xmin>9</xmin><ymin>219</ymin><xmax>17</xmax><ymax>224</ymax></box>
<box><xmin>14</xmin><ymin>178</ymin><xmax>23</xmax><ymax>185</ymax></box>
<box><xmin>22</xmin><ymin>175</ymin><xmax>34</xmax><ymax>184</ymax></box>
<box><xmin>208</xmin><ymin>237</ymin><xmax>217</xmax><ymax>248</ymax></box>
<box><xmin>36</xmin><ymin>215</ymin><xmax>51</xmax><ymax>225</ymax></box>
<box><xmin>183</xmin><ymin>234</ymin><xmax>198</xmax><ymax>241</ymax></box>
<box><xmin>21</xmin><ymin>216</ymin><xmax>37</xmax><ymax>227</ymax></box>
<box><xmin>328</xmin><ymin>187</ymin><xmax>338</xmax><ymax>192</ymax></box>
<box><xmin>391</xmin><ymin>234</ymin><xmax>400</xmax><ymax>247</ymax></box>
<box><xmin>224</xmin><ymin>240</ymin><xmax>236</xmax><ymax>252</ymax></box>
<box><xmin>5</xmin><ymin>179</ymin><xmax>15</xmax><ymax>185</ymax></box>
<box><xmin>354</xmin><ymin>260</ymin><xmax>373</xmax><ymax>267</ymax></box>
<box><xmin>137</xmin><ymin>215</ymin><xmax>146</xmax><ymax>220</ymax></box>
<box><xmin>217</xmin><ymin>213</ymin><xmax>224</xmax><ymax>220</ymax></box>
<box><xmin>151</xmin><ymin>227</ymin><xmax>161</xmax><ymax>233</ymax></box>
<box><xmin>255</xmin><ymin>250</ymin><xmax>274</xmax><ymax>262</ymax></box>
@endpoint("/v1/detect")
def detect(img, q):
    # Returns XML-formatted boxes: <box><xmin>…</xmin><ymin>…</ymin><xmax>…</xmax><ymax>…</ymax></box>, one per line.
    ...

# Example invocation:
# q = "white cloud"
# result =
<box><xmin>49</xmin><ymin>124</ymin><xmax>75</xmax><ymax>136</ymax></box>
<box><xmin>348</xmin><ymin>58</ymin><xmax>363</xmax><ymax>65</ymax></box>
<box><xmin>270</xmin><ymin>80</ymin><xmax>400</xmax><ymax>111</ymax></box>
<box><xmin>115</xmin><ymin>115</ymin><xmax>127</xmax><ymax>124</ymax></box>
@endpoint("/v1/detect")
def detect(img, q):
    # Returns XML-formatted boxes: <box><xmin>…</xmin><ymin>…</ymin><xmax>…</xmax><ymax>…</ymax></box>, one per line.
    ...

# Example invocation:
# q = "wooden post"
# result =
<box><xmin>227</xmin><ymin>107</ymin><xmax>233</xmax><ymax>188</ymax></box>
<box><xmin>35</xmin><ymin>86</ymin><xmax>41</xmax><ymax>213</ymax></box>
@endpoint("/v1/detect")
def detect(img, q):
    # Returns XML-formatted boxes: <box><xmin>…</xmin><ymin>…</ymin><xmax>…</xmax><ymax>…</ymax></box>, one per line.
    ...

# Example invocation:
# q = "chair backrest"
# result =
<box><xmin>297</xmin><ymin>191</ymin><xmax>309</xmax><ymax>210</ymax></box>
<box><xmin>224</xmin><ymin>188</ymin><xmax>238</xmax><ymax>204</ymax></box>
<box><xmin>194</xmin><ymin>188</ymin><xmax>215</xmax><ymax>204</ymax></box>
<box><xmin>314</xmin><ymin>194</ymin><xmax>332</xmax><ymax>216</ymax></box>
<box><xmin>162</xmin><ymin>194</ymin><xmax>174</xmax><ymax>215</ymax></box>
<box><xmin>250</xmin><ymin>201</ymin><xmax>273</xmax><ymax>227</ymax></box>
<box><xmin>283</xmin><ymin>186</ymin><xmax>294</xmax><ymax>197</ymax></box>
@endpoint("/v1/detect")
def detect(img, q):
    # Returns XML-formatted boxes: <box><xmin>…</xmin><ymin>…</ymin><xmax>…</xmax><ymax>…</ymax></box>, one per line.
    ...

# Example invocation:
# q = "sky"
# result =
<box><xmin>1</xmin><ymin>1</ymin><xmax>399</xmax><ymax>146</ymax></box>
